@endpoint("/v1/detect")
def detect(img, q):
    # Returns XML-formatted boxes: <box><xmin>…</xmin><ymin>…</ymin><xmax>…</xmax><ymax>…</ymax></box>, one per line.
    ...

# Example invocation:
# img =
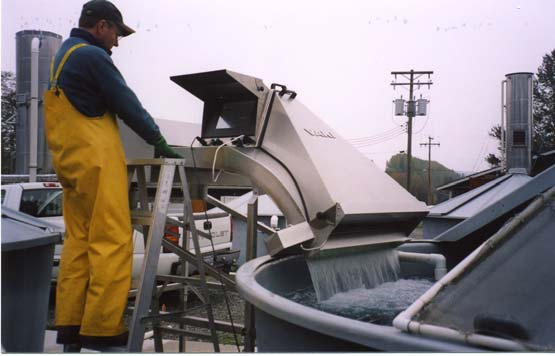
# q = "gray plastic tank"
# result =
<box><xmin>236</xmin><ymin>252</ymin><xmax>480</xmax><ymax>352</ymax></box>
<box><xmin>1</xmin><ymin>207</ymin><xmax>61</xmax><ymax>352</ymax></box>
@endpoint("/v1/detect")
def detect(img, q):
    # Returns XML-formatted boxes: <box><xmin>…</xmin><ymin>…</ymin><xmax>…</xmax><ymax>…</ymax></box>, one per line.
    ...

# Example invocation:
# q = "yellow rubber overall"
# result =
<box><xmin>45</xmin><ymin>44</ymin><xmax>133</xmax><ymax>336</ymax></box>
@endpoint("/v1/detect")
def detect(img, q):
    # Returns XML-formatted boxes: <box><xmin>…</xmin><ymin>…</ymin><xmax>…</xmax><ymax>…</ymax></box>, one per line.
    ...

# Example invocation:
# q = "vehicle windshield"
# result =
<box><xmin>20</xmin><ymin>189</ymin><xmax>63</xmax><ymax>218</ymax></box>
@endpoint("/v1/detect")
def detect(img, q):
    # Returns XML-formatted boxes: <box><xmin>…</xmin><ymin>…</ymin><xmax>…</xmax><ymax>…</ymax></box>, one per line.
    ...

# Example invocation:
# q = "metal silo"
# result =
<box><xmin>15</xmin><ymin>30</ymin><xmax>62</xmax><ymax>175</ymax></box>
<box><xmin>502</xmin><ymin>72</ymin><xmax>534</xmax><ymax>174</ymax></box>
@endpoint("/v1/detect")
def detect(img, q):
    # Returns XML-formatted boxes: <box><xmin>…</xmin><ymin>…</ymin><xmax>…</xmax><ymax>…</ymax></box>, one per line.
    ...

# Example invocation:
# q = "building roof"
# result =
<box><xmin>433</xmin><ymin>165</ymin><xmax>554</xmax><ymax>242</ymax></box>
<box><xmin>429</xmin><ymin>173</ymin><xmax>532</xmax><ymax>219</ymax></box>
<box><xmin>436</xmin><ymin>167</ymin><xmax>503</xmax><ymax>192</ymax></box>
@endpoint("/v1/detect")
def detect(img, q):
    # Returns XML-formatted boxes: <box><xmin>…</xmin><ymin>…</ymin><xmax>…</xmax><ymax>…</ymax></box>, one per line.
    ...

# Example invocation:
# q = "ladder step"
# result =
<box><xmin>179</xmin><ymin>316</ymin><xmax>244</xmax><ymax>334</ymax></box>
<box><xmin>130</xmin><ymin>214</ymin><xmax>184</xmax><ymax>229</ymax></box>
<box><xmin>156</xmin><ymin>274</ymin><xmax>226</xmax><ymax>290</ymax></box>
<box><xmin>141</xmin><ymin>304</ymin><xmax>209</xmax><ymax>323</ymax></box>
<box><xmin>154</xmin><ymin>326</ymin><xmax>214</xmax><ymax>341</ymax></box>
<box><xmin>128</xmin><ymin>282</ymin><xmax>183</xmax><ymax>298</ymax></box>
<box><xmin>161</xmin><ymin>239</ymin><xmax>236</xmax><ymax>290</ymax></box>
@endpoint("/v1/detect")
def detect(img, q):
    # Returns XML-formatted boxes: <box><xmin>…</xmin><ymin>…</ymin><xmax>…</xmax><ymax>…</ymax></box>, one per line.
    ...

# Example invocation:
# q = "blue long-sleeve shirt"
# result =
<box><xmin>52</xmin><ymin>28</ymin><xmax>162</xmax><ymax>145</ymax></box>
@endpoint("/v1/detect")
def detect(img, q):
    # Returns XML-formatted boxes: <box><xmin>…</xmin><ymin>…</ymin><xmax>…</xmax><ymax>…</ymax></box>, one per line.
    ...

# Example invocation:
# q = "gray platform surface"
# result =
<box><xmin>44</xmin><ymin>330</ymin><xmax>240</xmax><ymax>353</ymax></box>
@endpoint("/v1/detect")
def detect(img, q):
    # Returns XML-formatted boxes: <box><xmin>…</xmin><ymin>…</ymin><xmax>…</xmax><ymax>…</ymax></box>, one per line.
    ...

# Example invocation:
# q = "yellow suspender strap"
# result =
<box><xmin>50</xmin><ymin>55</ymin><xmax>55</xmax><ymax>84</ymax></box>
<box><xmin>50</xmin><ymin>43</ymin><xmax>88</xmax><ymax>86</ymax></box>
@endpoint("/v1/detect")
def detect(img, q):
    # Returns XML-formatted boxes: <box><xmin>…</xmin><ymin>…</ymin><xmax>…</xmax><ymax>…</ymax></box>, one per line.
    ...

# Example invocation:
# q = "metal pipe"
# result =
<box><xmin>528</xmin><ymin>76</ymin><xmax>534</xmax><ymax>174</ymax></box>
<box><xmin>29</xmin><ymin>37</ymin><xmax>40</xmax><ymax>182</ymax></box>
<box><xmin>393</xmin><ymin>185</ymin><xmax>555</xmax><ymax>351</ymax></box>
<box><xmin>243</xmin><ymin>192</ymin><xmax>259</xmax><ymax>352</ymax></box>
<box><xmin>205</xmin><ymin>194</ymin><xmax>275</xmax><ymax>234</ymax></box>
<box><xmin>501</xmin><ymin>80</ymin><xmax>507</xmax><ymax>172</ymax></box>
<box><xmin>397</xmin><ymin>251</ymin><xmax>446</xmax><ymax>281</ymax></box>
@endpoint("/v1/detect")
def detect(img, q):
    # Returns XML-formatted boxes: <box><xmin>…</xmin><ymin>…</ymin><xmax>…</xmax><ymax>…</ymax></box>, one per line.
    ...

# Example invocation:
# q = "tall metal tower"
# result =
<box><xmin>391</xmin><ymin>70</ymin><xmax>433</xmax><ymax>193</ymax></box>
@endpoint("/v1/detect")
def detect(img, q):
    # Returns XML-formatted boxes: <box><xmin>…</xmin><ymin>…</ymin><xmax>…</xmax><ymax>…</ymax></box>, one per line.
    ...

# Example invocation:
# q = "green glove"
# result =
<box><xmin>154</xmin><ymin>137</ymin><xmax>183</xmax><ymax>158</ymax></box>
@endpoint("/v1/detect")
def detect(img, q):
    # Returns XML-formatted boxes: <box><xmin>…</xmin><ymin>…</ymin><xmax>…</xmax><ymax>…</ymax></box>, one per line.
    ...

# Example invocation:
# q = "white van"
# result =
<box><xmin>1</xmin><ymin>182</ymin><xmax>236</xmax><ymax>285</ymax></box>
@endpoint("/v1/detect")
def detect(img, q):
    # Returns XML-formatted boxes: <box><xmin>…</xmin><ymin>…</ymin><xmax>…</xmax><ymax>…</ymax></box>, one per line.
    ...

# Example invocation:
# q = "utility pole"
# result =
<box><xmin>420</xmin><ymin>136</ymin><xmax>440</xmax><ymax>205</ymax></box>
<box><xmin>391</xmin><ymin>70</ymin><xmax>433</xmax><ymax>193</ymax></box>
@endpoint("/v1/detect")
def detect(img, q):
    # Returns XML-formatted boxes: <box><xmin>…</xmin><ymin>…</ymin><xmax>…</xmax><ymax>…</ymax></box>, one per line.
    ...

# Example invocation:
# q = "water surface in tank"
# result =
<box><xmin>307</xmin><ymin>248</ymin><xmax>401</xmax><ymax>301</ymax></box>
<box><xmin>283</xmin><ymin>278</ymin><xmax>433</xmax><ymax>325</ymax></box>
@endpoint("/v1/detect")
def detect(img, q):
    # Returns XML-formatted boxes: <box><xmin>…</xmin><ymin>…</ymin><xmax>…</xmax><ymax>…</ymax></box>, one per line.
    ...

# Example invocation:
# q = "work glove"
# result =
<box><xmin>154</xmin><ymin>137</ymin><xmax>183</xmax><ymax>158</ymax></box>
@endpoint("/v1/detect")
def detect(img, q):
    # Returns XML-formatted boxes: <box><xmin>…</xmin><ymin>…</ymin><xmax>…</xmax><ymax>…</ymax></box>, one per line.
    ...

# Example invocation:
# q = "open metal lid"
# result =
<box><xmin>170</xmin><ymin>69</ymin><xmax>265</xmax><ymax>102</ymax></box>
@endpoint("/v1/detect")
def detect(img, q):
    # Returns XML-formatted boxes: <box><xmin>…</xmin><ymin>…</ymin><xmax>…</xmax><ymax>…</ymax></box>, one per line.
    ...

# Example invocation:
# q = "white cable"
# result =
<box><xmin>211</xmin><ymin>135</ymin><xmax>244</xmax><ymax>182</ymax></box>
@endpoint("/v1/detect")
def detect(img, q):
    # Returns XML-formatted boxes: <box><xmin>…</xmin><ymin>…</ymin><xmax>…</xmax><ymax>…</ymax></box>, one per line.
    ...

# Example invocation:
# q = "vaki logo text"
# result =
<box><xmin>304</xmin><ymin>129</ymin><xmax>336</xmax><ymax>139</ymax></box>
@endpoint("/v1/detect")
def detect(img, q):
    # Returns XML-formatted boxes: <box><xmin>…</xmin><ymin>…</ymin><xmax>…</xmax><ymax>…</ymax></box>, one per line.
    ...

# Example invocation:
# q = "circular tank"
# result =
<box><xmin>236</xmin><ymin>253</ymin><xmax>481</xmax><ymax>352</ymax></box>
<box><xmin>15</xmin><ymin>30</ymin><xmax>62</xmax><ymax>175</ymax></box>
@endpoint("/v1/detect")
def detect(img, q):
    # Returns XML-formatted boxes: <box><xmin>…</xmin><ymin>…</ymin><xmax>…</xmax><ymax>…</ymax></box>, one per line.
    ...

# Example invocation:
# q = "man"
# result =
<box><xmin>44</xmin><ymin>0</ymin><xmax>181</xmax><ymax>351</ymax></box>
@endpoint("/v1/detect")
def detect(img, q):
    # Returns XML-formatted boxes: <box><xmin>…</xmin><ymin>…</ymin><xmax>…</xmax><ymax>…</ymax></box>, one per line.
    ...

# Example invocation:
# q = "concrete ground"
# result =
<box><xmin>44</xmin><ymin>330</ymin><xmax>240</xmax><ymax>353</ymax></box>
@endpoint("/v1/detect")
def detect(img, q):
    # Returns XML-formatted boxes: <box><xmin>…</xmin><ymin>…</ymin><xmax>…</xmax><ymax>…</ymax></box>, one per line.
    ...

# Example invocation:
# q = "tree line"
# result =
<box><xmin>385</xmin><ymin>153</ymin><xmax>462</xmax><ymax>204</ymax></box>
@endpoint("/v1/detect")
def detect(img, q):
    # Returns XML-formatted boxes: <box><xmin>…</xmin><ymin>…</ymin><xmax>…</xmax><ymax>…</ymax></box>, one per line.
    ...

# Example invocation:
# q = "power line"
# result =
<box><xmin>391</xmin><ymin>69</ymin><xmax>434</xmax><ymax>193</ymax></box>
<box><xmin>351</xmin><ymin>127</ymin><xmax>407</xmax><ymax>147</ymax></box>
<box><xmin>347</xmin><ymin>126</ymin><xmax>406</xmax><ymax>143</ymax></box>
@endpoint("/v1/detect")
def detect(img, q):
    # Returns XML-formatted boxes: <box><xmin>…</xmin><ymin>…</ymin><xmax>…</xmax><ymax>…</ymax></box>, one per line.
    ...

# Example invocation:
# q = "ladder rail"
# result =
<box><xmin>177</xmin><ymin>164</ymin><xmax>220</xmax><ymax>351</ymax></box>
<box><xmin>127</xmin><ymin>162</ymin><xmax>176</xmax><ymax>351</ymax></box>
<box><xmin>126</xmin><ymin>159</ymin><xmax>223</xmax><ymax>353</ymax></box>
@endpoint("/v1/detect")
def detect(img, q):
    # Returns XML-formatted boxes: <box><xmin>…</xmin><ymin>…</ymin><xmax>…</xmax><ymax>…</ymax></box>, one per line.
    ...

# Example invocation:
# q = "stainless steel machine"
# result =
<box><xmin>172</xmin><ymin>69</ymin><xmax>428</xmax><ymax>258</ymax></box>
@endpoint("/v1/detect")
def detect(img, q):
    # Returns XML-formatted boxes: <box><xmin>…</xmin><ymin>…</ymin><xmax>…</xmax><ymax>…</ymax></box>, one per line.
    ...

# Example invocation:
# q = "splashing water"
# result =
<box><xmin>284</xmin><ymin>279</ymin><xmax>433</xmax><ymax>325</ymax></box>
<box><xmin>307</xmin><ymin>248</ymin><xmax>401</xmax><ymax>301</ymax></box>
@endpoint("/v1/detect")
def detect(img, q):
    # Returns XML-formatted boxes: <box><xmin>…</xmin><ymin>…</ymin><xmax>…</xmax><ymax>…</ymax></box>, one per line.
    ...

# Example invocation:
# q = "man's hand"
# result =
<box><xmin>154</xmin><ymin>137</ymin><xmax>183</xmax><ymax>158</ymax></box>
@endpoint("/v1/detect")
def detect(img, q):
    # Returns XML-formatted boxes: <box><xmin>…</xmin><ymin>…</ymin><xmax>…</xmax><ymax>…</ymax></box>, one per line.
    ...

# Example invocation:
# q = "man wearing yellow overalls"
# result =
<box><xmin>44</xmin><ymin>0</ymin><xmax>181</xmax><ymax>351</ymax></box>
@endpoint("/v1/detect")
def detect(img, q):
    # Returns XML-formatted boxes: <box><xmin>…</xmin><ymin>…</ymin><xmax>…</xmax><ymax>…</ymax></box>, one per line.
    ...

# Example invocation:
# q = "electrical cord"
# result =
<box><xmin>188</xmin><ymin>136</ymin><xmax>241</xmax><ymax>352</ymax></box>
<box><xmin>211</xmin><ymin>135</ymin><xmax>245</xmax><ymax>182</ymax></box>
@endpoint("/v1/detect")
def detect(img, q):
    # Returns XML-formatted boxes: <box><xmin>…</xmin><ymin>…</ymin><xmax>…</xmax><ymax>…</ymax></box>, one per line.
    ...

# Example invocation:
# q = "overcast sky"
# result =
<box><xmin>2</xmin><ymin>0</ymin><xmax>554</xmax><ymax>173</ymax></box>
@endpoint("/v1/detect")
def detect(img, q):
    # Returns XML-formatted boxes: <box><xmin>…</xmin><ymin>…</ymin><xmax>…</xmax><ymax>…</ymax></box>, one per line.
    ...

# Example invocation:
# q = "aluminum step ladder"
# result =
<box><xmin>126</xmin><ymin>158</ymin><xmax>220</xmax><ymax>352</ymax></box>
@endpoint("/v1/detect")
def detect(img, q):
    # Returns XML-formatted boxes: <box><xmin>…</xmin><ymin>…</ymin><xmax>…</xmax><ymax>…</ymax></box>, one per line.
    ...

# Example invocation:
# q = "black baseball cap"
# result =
<box><xmin>81</xmin><ymin>0</ymin><xmax>135</xmax><ymax>37</ymax></box>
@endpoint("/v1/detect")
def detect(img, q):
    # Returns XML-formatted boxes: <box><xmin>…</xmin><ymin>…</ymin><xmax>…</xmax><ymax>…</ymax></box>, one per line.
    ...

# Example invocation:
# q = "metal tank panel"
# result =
<box><xmin>268</xmin><ymin>95</ymin><xmax>427</xmax><ymax>219</ymax></box>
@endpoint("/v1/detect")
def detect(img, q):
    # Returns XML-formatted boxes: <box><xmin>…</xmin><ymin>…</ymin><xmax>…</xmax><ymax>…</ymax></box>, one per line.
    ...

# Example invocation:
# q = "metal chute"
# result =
<box><xmin>171</xmin><ymin>69</ymin><xmax>428</xmax><ymax>257</ymax></box>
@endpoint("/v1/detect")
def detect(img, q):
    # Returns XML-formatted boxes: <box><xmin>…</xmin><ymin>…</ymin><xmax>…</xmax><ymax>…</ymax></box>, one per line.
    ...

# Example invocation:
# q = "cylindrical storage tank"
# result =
<box><xmin>505</xmin><ymin>72</ymin><xmax>533</xmax><ymax>174</ymax></box>
<box><xmin>15</xmin><ymin>30</ymin><xmax>62</xmax><ymax>175</ymax></box>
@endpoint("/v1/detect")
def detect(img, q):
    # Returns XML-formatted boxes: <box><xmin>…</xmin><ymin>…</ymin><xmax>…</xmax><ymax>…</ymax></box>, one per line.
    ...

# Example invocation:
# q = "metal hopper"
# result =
<box><xmin>171</xmin><ymin>70</ymin><xmax>428</xmax><ymax>257</ymax></box>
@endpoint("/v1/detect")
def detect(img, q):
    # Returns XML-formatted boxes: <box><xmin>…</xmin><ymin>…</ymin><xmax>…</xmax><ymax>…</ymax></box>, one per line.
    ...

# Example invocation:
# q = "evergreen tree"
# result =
<box><xmin>533</xmin><ymin>49</ymin><xmax>555</xmax><ymax>152</ymax></box>
<box><xmin>385</xmin><ymin>153</ymin><xmax>462</xmax><ymax>204</ymax></box>
<box><xmin>1</xmin><ymin>71</ymin><xmax>17</xmax><ymax>174</ymax></box>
